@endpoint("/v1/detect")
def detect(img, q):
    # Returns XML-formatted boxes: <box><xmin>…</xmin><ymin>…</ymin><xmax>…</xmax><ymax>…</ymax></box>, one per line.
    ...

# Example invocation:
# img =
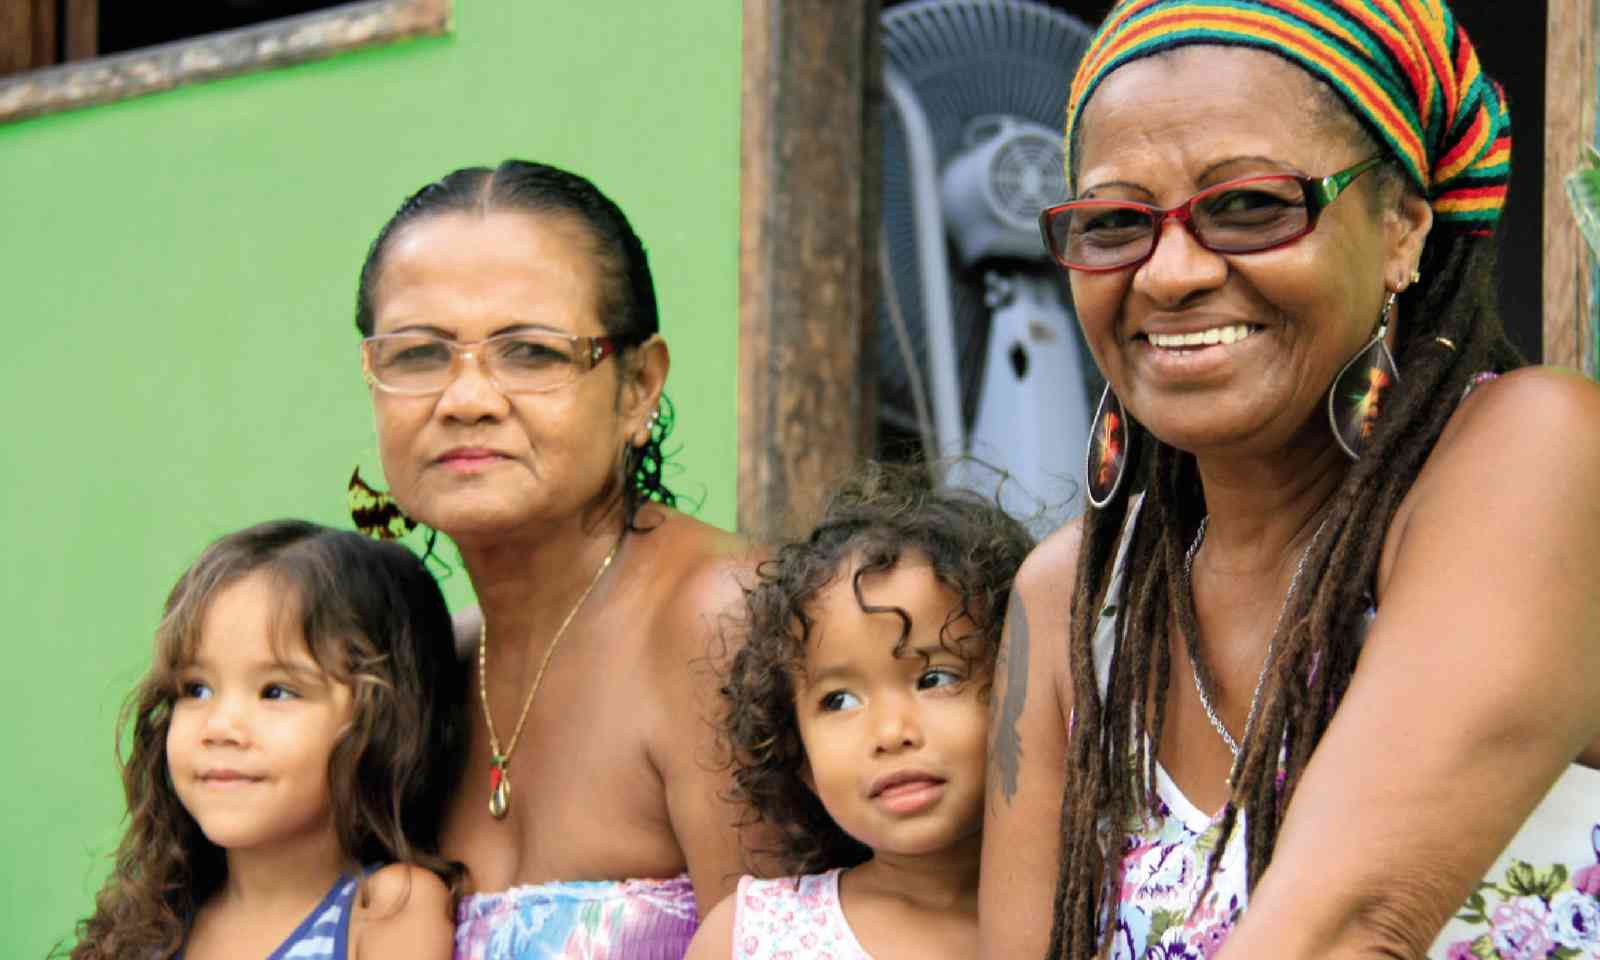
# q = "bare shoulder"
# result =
<box><xmin>681</xmin><ymin>889</ymin><xmax>738</xmax><ymax>960</ymax></box>
<box><xmin>1431</xmin><ymin>367</ymin><xmax>1600</xmax><ymax>473</ymax></box>
<box><xmin>350</xmin><ymin>864</ymin><xmax>454</xmax><ymax>960</ymax></box>
<box><xmin>1398</xmin><ymin>367</ymin><xmax>1600</xmax><ymax>537</ymax></box>
<box><xmin>634</xmin><ymin>506</ymin><xmax>765</xmax><ymax>663</ymax></box>
<box><xmin>1013</xmin><ymin>514</ymin><xmax>1085</xmax><ymax>627</ymax></box>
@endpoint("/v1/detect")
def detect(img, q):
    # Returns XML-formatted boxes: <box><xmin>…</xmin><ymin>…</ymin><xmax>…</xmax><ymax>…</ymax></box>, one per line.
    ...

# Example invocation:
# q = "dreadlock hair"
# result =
<box><xmin>1048</xmin><ymin>81</ymin><xmax>1526</xmax><ymax>960</ymax></box>
<box><xmin>63</xmin><ymin>521</ymin><xmax>468</xmax><ymax>960</ymax></box>
<box><xmin>721</xmin><ymin>461</ymin><xmax>1035</xmax><ymax>875</ymax></box>
<box><xmin>355</xmin><ymin>159</ymin><xmax>677</xmax><ymax>529</ymax></box>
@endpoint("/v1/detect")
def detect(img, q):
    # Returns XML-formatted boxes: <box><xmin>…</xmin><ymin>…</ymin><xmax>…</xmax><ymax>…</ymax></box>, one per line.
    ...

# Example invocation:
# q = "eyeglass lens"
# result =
<box><xmin>367</xmin><ymin>334</ymin><xmax>584</xmax><ymax>393</ymax></box>
<box><xmin>1048</xmin><ymin>176</ymin><xmax>1312</xmax><ymax>270</ymax></box>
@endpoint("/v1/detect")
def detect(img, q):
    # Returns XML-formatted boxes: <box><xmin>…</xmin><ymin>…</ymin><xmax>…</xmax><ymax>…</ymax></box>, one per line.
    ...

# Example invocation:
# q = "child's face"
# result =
<box><xmin>792</xmin><ymin>556</ymin><xmax>990</xmax><ymax>861</ymax></box>
<box><xmin>166</xmin><ymin>570</ymin><xmax>354</xmax><ymax>855</ymax></box>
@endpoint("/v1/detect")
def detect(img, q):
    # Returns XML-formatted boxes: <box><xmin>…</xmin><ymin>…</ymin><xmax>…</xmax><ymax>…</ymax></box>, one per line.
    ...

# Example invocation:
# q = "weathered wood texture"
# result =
<box><xmin>63</xmin><ymin>0</ymin><xmax>97</xmax><ymax>63</ymax></box>
<box><xmin>0</xmin><ymin>0</ymin><xmax>52</xmax><ymax>76</ymax></box>
<box><xmin>739</xmin><ymin>0</ymin><xmax>881</xmax><ymax>543</ymax></box>
<box><xmin>0</xmin><ymin>0</ymin><xmax>451</xmax><ymax>124</ymax></box>
<box><xmin>1544</xmin><ymin>0</ymin><xmax>1597</xmax><ymax>372</ymax></box>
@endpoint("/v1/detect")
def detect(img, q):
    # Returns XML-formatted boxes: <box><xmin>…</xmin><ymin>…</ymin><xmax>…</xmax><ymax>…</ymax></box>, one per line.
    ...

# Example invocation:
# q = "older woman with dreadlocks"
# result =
<box><xmin>979</xmin><ymin>3</ymin><xmax>1600</xmax><ymax>959</ymax></box>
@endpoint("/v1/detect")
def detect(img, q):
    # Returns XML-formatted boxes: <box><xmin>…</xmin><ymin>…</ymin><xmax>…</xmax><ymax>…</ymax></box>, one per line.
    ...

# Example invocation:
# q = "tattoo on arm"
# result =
<box><xmin>991</xmin><ymin>592</ymin><xmax>1029</xmax><ymax>805</ymax></box>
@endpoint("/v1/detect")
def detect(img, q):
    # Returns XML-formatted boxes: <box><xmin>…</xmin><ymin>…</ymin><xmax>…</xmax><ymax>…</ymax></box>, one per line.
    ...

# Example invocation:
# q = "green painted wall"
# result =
<box><xmin>0</xmin><ymin>2</ymin><xmax>741</xmax><ymax>953</ymax></box>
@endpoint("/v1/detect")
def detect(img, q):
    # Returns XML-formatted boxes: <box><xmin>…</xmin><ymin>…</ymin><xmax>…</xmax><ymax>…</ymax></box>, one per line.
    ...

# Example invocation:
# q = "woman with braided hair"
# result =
<box><xmin>979</xmin><ymin>2</ymin><xmax>1600</xmax><ymax>958</ymax></box>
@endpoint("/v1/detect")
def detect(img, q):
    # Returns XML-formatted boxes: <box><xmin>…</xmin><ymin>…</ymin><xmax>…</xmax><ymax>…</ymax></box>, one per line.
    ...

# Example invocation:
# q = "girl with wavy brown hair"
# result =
<box><xmin>65</xmin><ymin>520</ymin><xmax>467</xmax><ymax>959</ymax></box>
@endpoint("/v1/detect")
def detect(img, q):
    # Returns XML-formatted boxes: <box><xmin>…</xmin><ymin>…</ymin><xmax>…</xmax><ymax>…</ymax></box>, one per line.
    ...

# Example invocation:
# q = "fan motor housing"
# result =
<box><xmin>940</xmin><ymin>115</ymin><xmax>1066</xmax><ymax>266</ymax></box>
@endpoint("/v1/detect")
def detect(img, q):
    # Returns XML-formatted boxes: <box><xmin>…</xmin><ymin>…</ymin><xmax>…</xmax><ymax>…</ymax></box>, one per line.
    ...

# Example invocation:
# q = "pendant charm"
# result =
<box><xmin>1328</xmin><ymin>322</ymin><xmax>1401</xmax><ymax>460</ymax></box>
<box><xmin>488</xmin><ymin>757</ymin><xmax>511</xmax><ymax>820</ymax></box>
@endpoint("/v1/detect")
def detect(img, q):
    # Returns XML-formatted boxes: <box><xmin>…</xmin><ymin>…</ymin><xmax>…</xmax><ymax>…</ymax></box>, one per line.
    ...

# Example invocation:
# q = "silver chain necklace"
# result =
<box><xmin>1182</xmin><ymin>515</ymin><xmax>1324</xmax><ymax>771</ymax></box>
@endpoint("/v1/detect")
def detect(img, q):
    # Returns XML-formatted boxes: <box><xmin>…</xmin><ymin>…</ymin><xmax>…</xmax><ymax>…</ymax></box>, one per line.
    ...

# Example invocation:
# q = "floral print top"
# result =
<box><xmin>1093</xmin><ymin>505</ymin><xmax>1600</xmax><ymax>960</ymax></box>
<box><xmin>454</xmin><ymin>874</ymin><xmax>699</xmax><ymax>960</ymax></box>
<box><xmin>1102</xmin><ymin>762</ymin><xmax>1600</xmax><ymax>960</ymax></box>
<box><xmin>730</xmin><ymin>870</ymin><xmax>872</xmax><ymax>960</ymax></box>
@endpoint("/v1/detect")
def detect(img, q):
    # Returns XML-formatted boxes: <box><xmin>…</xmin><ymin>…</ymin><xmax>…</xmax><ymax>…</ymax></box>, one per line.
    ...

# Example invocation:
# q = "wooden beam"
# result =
<box><xmin>0</xmin><ymin>0</ymin><xmax>452</xmax><ymax>124</ymax></box>
<box><xmin>738</xmin><ymin>0</ymin><xmax>881</xmax><ymax>542</ymax></box>
<box><xmin>1544</xmin><ymin>0</ymin><xmax>1596</xmax><ymax>372</ymax></box>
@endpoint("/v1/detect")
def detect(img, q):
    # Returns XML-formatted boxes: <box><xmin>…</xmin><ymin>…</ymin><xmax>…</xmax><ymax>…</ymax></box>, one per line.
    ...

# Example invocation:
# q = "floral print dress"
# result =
<box><xmin>1093</xmin><ymin>508</ymin><xmax>1600</xmax><ymax>960</ymax></box>
<box><xmin>454</xmin><ymin>874</ymin><xmax>699</xmax><ymax>960</ymax></box>
<box><xmin>730</xmin><ymin>869</ymin><xmax>872</xmax><ymax>959</ymax></box>
<box><xmin>1103</xmin><ymin>760</ymin><xmax>1599</xmax><ymax>959</ymax></box>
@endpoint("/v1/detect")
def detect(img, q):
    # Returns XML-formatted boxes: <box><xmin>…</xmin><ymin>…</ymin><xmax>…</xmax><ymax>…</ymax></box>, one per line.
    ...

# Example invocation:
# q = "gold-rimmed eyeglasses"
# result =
<box><xmin>361</xmin><ymin>330</ymin><xmax>639</xmax><ymax>396</ymax></box>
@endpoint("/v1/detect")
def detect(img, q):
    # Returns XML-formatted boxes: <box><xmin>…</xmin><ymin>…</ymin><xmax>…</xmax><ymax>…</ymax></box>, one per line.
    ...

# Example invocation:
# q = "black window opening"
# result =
<box><xmin>98</xmin><ymin>0</ymin><xmax>357</xmax><ymax>57</ymax></box>
<box><xmin>0</xmin><ymin>0</ymin><xmax>360</xmax><ymax>78</ymax></box>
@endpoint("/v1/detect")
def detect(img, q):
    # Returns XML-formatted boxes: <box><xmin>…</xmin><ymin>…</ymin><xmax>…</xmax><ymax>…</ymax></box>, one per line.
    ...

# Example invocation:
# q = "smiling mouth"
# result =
<box><xmin>873</xmin><ymin>778</ymin><xmax>947</xmax><ymax>814</ymax></box>
<box><xmin>1141</xmin><ymin>323</ymin><xmax>1261</xmax><ymax>349</ymax></box>
<box><xmin>197</xmin><ymin>772</ymin><xmax>265</xmax><ymax>786</ymax></box>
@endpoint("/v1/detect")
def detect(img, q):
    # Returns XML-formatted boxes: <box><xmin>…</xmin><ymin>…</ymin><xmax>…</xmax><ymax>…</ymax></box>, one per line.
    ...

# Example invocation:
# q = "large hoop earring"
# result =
<box><xmin>1327</xmin><ymin>293</ymin><xmax>1402</xmax><ymax>461</ymax></box>
<box><xmin>1086</xmin><ymin>384</ymin><xmax>1130</xmax><ymax>509</ymax></box>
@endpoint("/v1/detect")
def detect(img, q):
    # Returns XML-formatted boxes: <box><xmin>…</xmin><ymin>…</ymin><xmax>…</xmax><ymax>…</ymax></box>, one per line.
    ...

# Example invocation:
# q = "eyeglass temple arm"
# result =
<box><xmin>1310</xmin><ymin>156</ymin><xmax>1384</xmax><ymax>210</ymax></box>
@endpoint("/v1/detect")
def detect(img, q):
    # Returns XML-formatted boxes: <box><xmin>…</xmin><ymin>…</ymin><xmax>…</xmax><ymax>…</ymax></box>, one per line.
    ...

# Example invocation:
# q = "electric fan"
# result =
<box><xmin>879</xmin><ymin>0</ymin><xmax>1098</xmax><ymax>532</ymax></box>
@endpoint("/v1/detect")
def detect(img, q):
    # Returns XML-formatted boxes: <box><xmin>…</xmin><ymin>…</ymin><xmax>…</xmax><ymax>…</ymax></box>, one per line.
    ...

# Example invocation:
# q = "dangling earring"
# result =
<box><xmin>1085</xmin><ymin>384</ymin><xmax>1130</xmax><ymax>509</ymax></box>
<box><xmin>633</xmin><ymin>407</ymin><xmax>659</xmax><ymax>450</ymax></box>
<box><xmin>1327</xmin><ymin>293</ymin><xmax>1402</xmax><ymax>460</ymax></box>
<box><xmin>348</xmin><ymin>467</ymin><xmax>417</xmax><ymax>540</ymax></box>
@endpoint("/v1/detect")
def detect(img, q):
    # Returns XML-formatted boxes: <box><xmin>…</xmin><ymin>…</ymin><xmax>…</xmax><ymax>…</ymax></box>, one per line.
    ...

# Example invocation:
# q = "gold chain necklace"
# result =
<box><xmin>477</xmin><ymin>536</ymin><xmax>621</xmax><ymax>820</ymax></box>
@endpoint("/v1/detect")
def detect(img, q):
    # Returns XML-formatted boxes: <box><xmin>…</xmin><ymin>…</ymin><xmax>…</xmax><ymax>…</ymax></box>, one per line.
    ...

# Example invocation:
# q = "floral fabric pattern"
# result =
<box><xmin>731</xmin><ymin>870</ymin><xmax>871</xmax><ymax>960</ymax></box>
<box><xmin>454</xmin><ymin>874</ymin><xmax>699</xmax><ymax>960</ymax></box>
<box><xmin>1445</xmin><ymin>827</ymin><xmax>1600</xmax><ymax>960</ymax></box>
<box><xmin>1106</xmin><ymin>771</ymin><xmax>1600</xmax><ymax>960</ymax></box>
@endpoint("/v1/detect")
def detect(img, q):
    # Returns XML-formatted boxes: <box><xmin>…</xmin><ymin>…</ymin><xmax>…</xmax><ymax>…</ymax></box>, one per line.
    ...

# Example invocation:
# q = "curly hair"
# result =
<box><xmin>354</xmin><ymin>159</ymin><xmax>676</xmax><ymax>526</ymax></box>
<box><xmin>722</xmin><ymin>462</ymin><xmax>1035</xmax><ymax>875</ymax></box>
<box><xmin>1048</xmin><ymin>79</ymin><xmax>1527</xmax><ymax>960</ymax></box>
<box><xmin>65</xmin><ymin>521</ymin><xmax>468</xmax><ymax>960</ymax></box>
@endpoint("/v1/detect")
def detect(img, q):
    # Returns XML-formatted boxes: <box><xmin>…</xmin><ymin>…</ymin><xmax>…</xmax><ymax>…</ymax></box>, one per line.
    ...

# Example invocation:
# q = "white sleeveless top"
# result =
<box><xmin>1091</xmin><ymin>509</ymin><xmax>1600</xmax><ymax>959</ymax></box>
<box><xmin>730</xmin><ymin>869</ymin><xmax>872</xmax><ymax>959</ymax></box>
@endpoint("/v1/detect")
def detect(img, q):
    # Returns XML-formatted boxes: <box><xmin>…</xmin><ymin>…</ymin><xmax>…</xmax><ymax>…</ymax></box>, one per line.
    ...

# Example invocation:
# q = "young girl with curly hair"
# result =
<box><xmin>65</xmin><ymin>520</ymin><xmax>468</xmax><ymax>960</ymax></box>
<box><xmin>685</xmin><ymin>465</ymin><xmax>1033</xmax><ymax>960</ymax></box>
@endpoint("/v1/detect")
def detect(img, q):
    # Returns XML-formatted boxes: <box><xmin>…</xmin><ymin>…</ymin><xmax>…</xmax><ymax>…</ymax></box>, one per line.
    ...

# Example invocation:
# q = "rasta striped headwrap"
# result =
<box><xmin>1064</xmin><ymin>0</ymin><xmax>1511</xmax><ymax>234</ymax></box>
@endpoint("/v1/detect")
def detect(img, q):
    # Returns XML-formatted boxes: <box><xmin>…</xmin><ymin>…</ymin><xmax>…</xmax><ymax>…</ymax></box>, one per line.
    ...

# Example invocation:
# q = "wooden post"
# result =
<box><xmin>0</xmin><ymin>0</ymin><xmax>55</xmax><ymax>76</ymax></box>
<box><xmin>1544</xmin><ymin>0</ymin><xmax>1597</xmax><ymax>372</ymax></box>
<box><xmin>63</xmin><ymin>0</ymin><xmax>97</xmax><ymax>63</ymax></box>
<box><xmin>738</xmin><ymin>0</ymin><xmax>881</xmax><ymax>542</ymax></box>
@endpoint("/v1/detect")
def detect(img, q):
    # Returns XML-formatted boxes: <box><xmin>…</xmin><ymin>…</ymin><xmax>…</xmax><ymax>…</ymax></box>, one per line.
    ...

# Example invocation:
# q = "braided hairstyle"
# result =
<box><xmin>355</xmin><ymin>160</ymin><xmax>676</xmax><ymax>528</ymax></box>
<box><xmin>1049</xmin><ymin>2</ymin><xmax>1522</xmax><ymax>954</ymax></box>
